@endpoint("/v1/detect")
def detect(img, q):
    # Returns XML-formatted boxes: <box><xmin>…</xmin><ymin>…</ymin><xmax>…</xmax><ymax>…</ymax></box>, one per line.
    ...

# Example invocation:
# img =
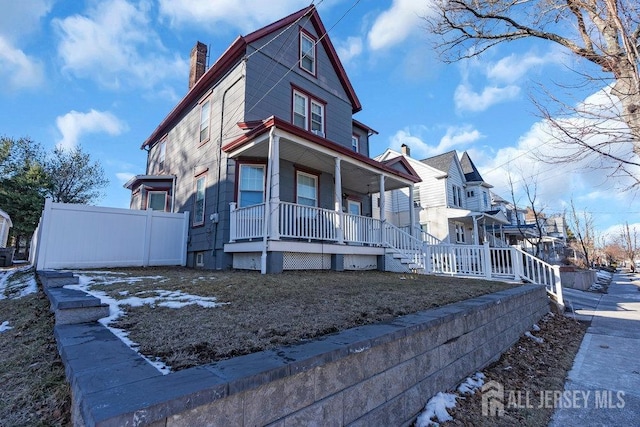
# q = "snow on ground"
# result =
<box><xmin>0</xmin><ymin>265</ymin><xmax>37</xmax><ymax>300</ymax></box>
<box><xmin>66</xmin><ymin>271</ymin><xmax>228</xmax><ymax>374</ymax></box>
<box><xmin>416</xmin><ymin>372</ymin><xmax>486</xmax><ymax>426</ymax></box>
<box><xmin>0</xmin><ymin>320</ymin><xmax>12</xmax><ymax>332</ymax></box>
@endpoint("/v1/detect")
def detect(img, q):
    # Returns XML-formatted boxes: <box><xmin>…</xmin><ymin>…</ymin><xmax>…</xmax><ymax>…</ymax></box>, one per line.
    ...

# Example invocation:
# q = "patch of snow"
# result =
<box><xmin>415</xmin><ymin>392</ymin><xmax>458</xmax><ymax>427</ymax></box>
<box><xmin>457</xmin><ymin>372</ymin><xmax>485</xmax><ymax>395</ymax></box>
<box><xmin>0</xmin><ymin>265</ymin><xmax>37</xmax><ymax>300</ymax></box>
<box><xmin>525</xmin><ymin>331</ymin><xmax>544</xmax><ymax>344</ymax></box>
<box><xmin>0</xmin><ymin>320</ymin><xmax>12</xmax><ymax>332</ymax></box>
<box><xmin>67</xmin><ymin>272</ymin><xmax>228</xmax><ymax>375</ymax></box>
<box><xmin>532</xmin><ymin>323</ymin><xmax>541</xmax><ymax>332</ymax></box>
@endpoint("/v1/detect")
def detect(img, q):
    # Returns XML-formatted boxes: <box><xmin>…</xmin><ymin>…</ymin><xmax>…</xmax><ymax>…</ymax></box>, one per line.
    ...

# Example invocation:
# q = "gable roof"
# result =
<box><xmin>460</xmin><ymin>151</ymin><xmax>484</xmax><ymax>183</ymax></box>
<box><xmin>379</xmin><ymin>156</ymin><xmax>419</xmax><ymax>178</ymax></box>
<box><xmin>420</xmin><ymin>150</ymin><xmax>458</xmax><ymax>174</ymax></box>
<box><xmin>141</xmin><ymin>5</ymin><xmax>360</xmax><ymax>149</ymax></box>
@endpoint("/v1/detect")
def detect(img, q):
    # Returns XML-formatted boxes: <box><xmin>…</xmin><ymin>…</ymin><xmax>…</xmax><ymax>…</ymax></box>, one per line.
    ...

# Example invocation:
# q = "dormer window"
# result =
<box><xmin>300</xmin><ymin>31</ymin><xmax>316</xmax><ymax>75</ymax></box>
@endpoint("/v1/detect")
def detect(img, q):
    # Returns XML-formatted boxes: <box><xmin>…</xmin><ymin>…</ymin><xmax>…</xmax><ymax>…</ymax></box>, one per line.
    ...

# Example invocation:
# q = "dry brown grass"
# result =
<box><xmin>0</xmin><ymin>289</ymin><xmax>71</xmax><ymax>426</ymax></box>
<box><xmin>82</xmin><ymin>268</ymin><xmax>518</xmax><ymax>371</ymax></box>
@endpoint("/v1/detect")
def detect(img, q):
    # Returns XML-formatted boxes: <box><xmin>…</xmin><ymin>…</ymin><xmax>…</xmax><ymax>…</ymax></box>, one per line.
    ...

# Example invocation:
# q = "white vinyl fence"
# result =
<box><xmin>32</xmin><ymin>199</ymin><xmax>189</xmax><ymax>270</ymax></box>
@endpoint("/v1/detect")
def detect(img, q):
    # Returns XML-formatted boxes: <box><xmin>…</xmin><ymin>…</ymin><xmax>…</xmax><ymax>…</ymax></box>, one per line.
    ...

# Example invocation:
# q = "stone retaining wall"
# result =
<box><xmin>40</xmin><ymin>270</ymin><xmax>549</xmax><ymax>426</ymax></box>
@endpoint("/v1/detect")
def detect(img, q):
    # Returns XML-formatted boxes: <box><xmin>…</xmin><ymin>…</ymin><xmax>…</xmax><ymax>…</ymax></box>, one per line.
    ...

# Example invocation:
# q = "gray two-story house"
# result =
<box><xmin>125</xmin><ymin>5</ymin><xmax>421</xmax><ymax>273</ymax></box>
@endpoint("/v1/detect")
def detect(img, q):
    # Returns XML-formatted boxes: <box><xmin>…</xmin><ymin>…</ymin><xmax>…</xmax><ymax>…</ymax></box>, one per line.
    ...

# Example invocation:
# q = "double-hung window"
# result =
<box><xmin>194</xmin><ymin>174</ymin><xmax>206</xmax><ymax>225</ymax></box>
<box><xmin>351</xmin><ymin>135</ymin><xmax>359</xmax><ymax>152</ymax></box>
<box><xmin>293</xmin><ymin>92</ymin><xmax>307</xmax><ymax>129</ymax></box>
<box><xmin>310</xmin><ymin>101</ymin><xmax>324</xmax><ymax>134</ymax></box>
<box><xmin>199</xmin><ymin>100</ymin><xmax>210</xmax><ymax>143</ymax></box>
<box><xmin>238</xmin><ymin>164</ymin><xmax>265</xmax><ymax>208</ymax></box>
<box><xmin>296</xmin><ymin>171</ymin><xmax>318</xmax><ymax>207</ymax></box>
<box><xmin>452</xmin><ymin>185</ymin><xmax>463</xmax><ymax>208</ymax></box>
<box><xmin>158</xmin><ymin>140</ymin><xmax>166</xmax><ymax>171</ymax></box>
<box><xmin>292</xmin><ymin>89</ymin><xmax>325</xmax><ymax>135</ymax></box>
<box><xmin>300</xmin><ymin>31</ymin><xmax>316</xmax><ymax>75</ymax></box>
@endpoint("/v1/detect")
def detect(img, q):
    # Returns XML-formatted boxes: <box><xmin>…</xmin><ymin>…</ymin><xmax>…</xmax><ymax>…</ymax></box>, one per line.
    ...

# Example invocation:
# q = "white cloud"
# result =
<box><xmin>453</xmin><ymin>48</ymin><xmax>566</xmax><ymax>112</ymax></box>
<box><xmin>158</xmin><ymin>0</ymin><xmax>310</xmax><ymax>32</ymax></box>
<box><xmin>0</xmin><ymin>36</ymin><xmax>44</xmax><ymax>91</ymax></box>
<box><xmin>116</xmin><ymin>172</ymin><xmax>135</xmax><ymax>184</ymax></box>
<box><xmin>0</xmin><ymin>0</ymin><xmax>53</xmax><ymax>42</ymax></box>
<box><xmin>487</xmin><ymin>49</ymin><xmax>567</xmax><ymax>84</ymax></box>
<box><xmin>336</xmin><ymin>36</ymin><xmax>363</xmax><ymax>64</ymax></box>
<box><xmin>389</xmin><ymin>125</ymin><xmax>482</xmax><ymax>159</ymax></box>
<box><xmin>53</xmin><ymin>0</ymin><xmax>188</xmax><ymax>89</ymax></box>
<box><xmin>0</xmin><ymin>0</ymin><xmax>51</xmax><ymax>91</ymax></box>
<box><xmin>367</xmin><ymin>0</ymin><xmax>428</xmax><ymax>51</ymax></box>
<box><xmin>56</xmin><ymin>109</ymin><xmax>127</xmax><ymax>150</ymax></box>
<box><xmin>454</xmin><ymin>83</ymin><xmax>520</xmax><ymax>112</ymax></box>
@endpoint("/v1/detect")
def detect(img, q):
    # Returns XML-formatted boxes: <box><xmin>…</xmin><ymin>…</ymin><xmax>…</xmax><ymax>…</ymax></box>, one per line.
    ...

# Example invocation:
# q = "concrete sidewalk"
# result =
<box><xmin>549</xmin><ymin>271</ymin><xmax>640</xmax><ymax>426</ymax></box>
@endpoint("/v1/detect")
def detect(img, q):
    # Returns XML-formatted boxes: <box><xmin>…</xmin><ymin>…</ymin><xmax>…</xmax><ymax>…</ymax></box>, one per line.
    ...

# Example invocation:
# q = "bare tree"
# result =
<box><xmin>426</xmin><ymin>0</ymin><xmax>640</xmax><ymax>186</ymax></box>
<box><xmin>507</xmin><ymin>171</ymin><xmax>546</xmax><ymax>257</ymax></box>
<box><xmin>619</xmin><ymin>221</ymin><xmax>638</xmax><ymax>270</ymax></box>
<box><xmin>568</xmin><ymin>198</ymin><xmax>595</xmax><ymax>267</ymax></box>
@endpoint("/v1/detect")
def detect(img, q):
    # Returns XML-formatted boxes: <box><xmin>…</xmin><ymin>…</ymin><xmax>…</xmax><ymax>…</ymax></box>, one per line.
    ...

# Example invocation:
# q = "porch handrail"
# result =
<box><xmin>383</xmin><ymin>221</ymin><xmax>425</xmax><ymax>269</ymax></box>
<box><xmin>513</xmin><ymin>246</ymin><xmax>564</xmax><ymax>306</ymax></box>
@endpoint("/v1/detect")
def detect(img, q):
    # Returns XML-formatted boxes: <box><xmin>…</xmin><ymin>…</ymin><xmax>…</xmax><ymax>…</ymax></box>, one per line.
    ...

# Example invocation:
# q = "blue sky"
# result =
<box><xmin>1</xmin><ymin>0</ymin><xmax>637</xmax><ymax>241</ymax></box>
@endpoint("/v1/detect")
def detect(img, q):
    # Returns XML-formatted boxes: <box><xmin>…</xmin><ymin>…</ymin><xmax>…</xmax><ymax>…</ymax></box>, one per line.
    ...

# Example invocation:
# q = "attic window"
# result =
<box><xmin>300</xmin><ymin>31</ymin><xmax>316</xmax><ymax>75</ymax></box>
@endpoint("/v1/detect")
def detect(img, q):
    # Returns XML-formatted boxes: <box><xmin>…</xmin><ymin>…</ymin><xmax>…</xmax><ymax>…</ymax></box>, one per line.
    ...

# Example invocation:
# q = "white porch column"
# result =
<box><xmin>408</xmin><ymin>184</ymin><xmax>415</xmax><ymax>238</ymax></box>
<box><xmin>378</xmin><ymin>174</ymin><xmax>386</xmax><ymax>222</ymax></box>
<box><xmin>334</xmin><ymin>157</ymin><xmax>344</xmax><ymax>244</ymax></box>
<box><xmin>379</xmin><ymin>174</ymin><xmax>386</xmax><ymax>244</ymax></box>
<box><xmin>269</xmin><ymin>133</ymin><xmax>280</xmax><ymax>241</ymax></box>
<box><xmin>472</xmin><ymin>215</ymin><xmax>479</xmax><ymax>245</ymax></box>
<box><xmin>261</xmin><ymin>129</ymin><xmax>279</xmax><ymax>274</ymax></box>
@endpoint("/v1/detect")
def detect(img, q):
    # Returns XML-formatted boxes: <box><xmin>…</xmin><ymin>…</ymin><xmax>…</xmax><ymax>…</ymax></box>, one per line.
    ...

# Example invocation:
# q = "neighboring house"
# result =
<box><xmin>374</xmin><ymin>146</ymin><xmax>508</xmax><ymax>245</ymax></box>
<box><xmin>0</xmin><ymin>208</ymin><xmax>12</xmax><ymax>248</ymax></box>
<box><xmin>125</xmin><ymin>6</ymin><xmax>421</xmax><ymax>272</ymax></box>
<box><xmin>489</xmin><ymin>194</ymin><xmax>567</xmax><ymax>262</ymax></box>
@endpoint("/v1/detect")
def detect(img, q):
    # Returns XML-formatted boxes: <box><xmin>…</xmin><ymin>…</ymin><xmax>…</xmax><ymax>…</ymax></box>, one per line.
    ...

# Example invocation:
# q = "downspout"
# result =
<box><xmin>261</xmin><ymin>128</ymin><xmax>276</xmax><ymax>274</ymax></box>
<box><xmin>171</xmin><ymin>175</ymin><xmax>176</xmax><ymax>212</ymax></box>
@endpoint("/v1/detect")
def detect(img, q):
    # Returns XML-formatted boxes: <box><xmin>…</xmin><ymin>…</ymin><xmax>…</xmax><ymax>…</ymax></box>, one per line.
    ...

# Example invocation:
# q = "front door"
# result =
<box><xmin>345</xmin><ymin>200</ymin><xmax>362</xmax><ymax>243</ymax></box>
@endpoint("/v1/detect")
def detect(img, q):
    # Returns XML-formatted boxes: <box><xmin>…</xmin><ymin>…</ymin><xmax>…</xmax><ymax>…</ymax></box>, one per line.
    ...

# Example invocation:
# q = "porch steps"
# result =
<box><xmin>38</xmin><ymin>270</ymin><xmax>110</xmax><ymax>325</ymax></box>
<box><xmin>387</xmin><ymin>248</ymin><xmax>423</xmax><ymax>271</ymax></box>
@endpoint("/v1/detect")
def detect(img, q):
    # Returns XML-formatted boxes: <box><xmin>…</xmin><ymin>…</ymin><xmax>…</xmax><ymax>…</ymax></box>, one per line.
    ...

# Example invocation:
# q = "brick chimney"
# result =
<box><xmin>401</xmin><ymin>143</ymin><xmax>411</xmax><ymax>157</ymax></box>
<box><xmin>189</xmin><ymin>41</ymin><xmax>207</xmax><ymax>90</ymax></box>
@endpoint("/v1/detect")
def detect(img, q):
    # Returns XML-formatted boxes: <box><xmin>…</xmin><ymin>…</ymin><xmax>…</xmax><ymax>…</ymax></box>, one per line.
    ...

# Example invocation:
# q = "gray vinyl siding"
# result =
<box><xmin>244</xmin><ymin>21</ymin><xmax>354</xmax><ymax>149</ymax></box>
<box><xmin>146</xmin><ymin>63</ymin><xmax>246</xmax><ymax>269</ymax></box>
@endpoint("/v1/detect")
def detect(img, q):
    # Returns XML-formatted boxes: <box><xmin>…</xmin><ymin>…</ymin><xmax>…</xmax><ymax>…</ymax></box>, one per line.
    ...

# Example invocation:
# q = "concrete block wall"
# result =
<box><xmin>41</xmin><ymin>268</ymin><xmax>548</xmax><ymax>426</ymax></box>
<box><xmin>163</xmin><ymin>285</ymin><xmax>547</xmax><ymax>426</ymax></box>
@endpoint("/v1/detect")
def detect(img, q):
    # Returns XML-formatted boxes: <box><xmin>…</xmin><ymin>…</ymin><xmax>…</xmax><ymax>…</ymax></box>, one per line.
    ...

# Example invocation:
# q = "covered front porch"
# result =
<box><xmin>222</xmin><ymin>117</ymin><xmax>422</xmax><ymax>273</ymax></box>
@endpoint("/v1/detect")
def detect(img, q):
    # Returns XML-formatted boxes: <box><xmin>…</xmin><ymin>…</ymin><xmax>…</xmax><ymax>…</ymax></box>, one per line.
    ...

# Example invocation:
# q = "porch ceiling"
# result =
<box><xmin>226</xmin><ymin>129</ymin><xmax>413</xmax><ymax>194</ymax></box>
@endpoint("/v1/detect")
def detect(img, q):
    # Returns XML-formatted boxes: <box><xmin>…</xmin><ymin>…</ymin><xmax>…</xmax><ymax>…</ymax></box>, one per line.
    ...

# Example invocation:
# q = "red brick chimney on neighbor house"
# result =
<box><xmin>189</xmin><ymin>41</ymin><xmax>207</xmax><ymax>89</ymax></box>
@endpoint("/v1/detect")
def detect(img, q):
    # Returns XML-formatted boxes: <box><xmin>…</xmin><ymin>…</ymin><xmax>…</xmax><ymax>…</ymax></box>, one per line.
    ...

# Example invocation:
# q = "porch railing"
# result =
<box><xmin>229</xmin><ymin>203</ymin><xmax>264</xmax><ymax>241</ymax></box>
<box><xmin>229</xmin><ymin>202</ymin><xmax>562</xmax><ymax>305</ymax></box>
<box><xmin>344</xmin><ymin>213</ymin><xmax>383</xmax><ymax>245</ymax></box>
<box><xmin>279</xmin><ymin>202</ymin><xmax>338</xmax><ymax>241</ymax></box>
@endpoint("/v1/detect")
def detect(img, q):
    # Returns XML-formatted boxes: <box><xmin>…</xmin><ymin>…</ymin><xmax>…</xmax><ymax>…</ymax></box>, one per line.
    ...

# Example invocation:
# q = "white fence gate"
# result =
<box><xmin>32</xmin><ymin>199</ymin><xmax>189</xmax><ymax>270</ymax></box>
